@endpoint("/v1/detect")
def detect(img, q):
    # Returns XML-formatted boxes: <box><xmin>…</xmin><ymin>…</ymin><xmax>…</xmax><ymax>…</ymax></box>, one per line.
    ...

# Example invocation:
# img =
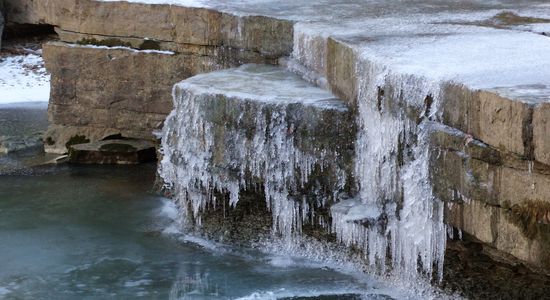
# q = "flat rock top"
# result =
<box><xmin>178</xmin><ymin>64</ymin><xmax>347</xmax><ymax>110</ymax></box>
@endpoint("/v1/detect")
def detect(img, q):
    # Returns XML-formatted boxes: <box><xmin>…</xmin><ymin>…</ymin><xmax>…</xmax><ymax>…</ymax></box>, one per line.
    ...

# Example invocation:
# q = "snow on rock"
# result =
<box><xmin>357</xmin><ymin>27</ymin><xmax>550</xmax><ymax>90</ymax></box>
<box><xmin>64</xmin><ymin>43</ymin><xmax>176</xmax><ymax>55</ymax></box>
<box><xmin>0</xmin><ymin>54</ymin><xmax>50</xmax><ymax>104</ymax></box>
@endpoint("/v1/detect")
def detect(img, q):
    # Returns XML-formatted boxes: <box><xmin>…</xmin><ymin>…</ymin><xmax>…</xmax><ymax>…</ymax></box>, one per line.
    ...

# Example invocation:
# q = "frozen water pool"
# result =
<box><xmin>0</xmin><ymin>163</ymin><xmax>416</xmax><ymax>299</ymax></box>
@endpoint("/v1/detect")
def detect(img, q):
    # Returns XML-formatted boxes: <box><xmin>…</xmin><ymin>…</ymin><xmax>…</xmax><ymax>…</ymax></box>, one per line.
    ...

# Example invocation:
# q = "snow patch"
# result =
<box><xmin>0</xmin><ymin>54</ymin><xmax>50</xmax><ymax>104</ymax></box>
<box><xmin>64</xmin><ymin>43</ymin><xmax>175</xmax><ymax>55</ymax></box>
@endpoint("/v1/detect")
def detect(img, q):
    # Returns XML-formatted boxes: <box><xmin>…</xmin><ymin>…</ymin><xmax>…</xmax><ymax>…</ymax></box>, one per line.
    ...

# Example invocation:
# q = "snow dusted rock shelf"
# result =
<box><xmin>6</xmin><ymin>0</ymin><xmax>550</xmax><ymax>279</ymax></box>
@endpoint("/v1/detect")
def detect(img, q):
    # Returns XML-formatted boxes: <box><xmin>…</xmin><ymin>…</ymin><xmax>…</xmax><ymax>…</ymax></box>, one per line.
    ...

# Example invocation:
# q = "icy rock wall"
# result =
<box><xmin>331</xmin><ymin>53</ymin><xmax>446</xmax><ymax>280</ymax></box>
<box><xmin>291</xmin><ymin>23</ymin><xmax>447</xmax><ymax>279</ymax></box>
<box><xmin>159</xmin><ymin>65</ymin><xmax>355</xmax><ymax>238</ymax></box>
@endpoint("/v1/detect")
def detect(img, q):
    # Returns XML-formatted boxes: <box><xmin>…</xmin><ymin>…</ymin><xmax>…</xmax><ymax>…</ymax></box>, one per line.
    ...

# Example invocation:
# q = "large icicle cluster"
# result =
<box><xmin>330</xmin><ymin>52</ymin><xmax>446</xmax><ymax>279</ymax></box>
<box><xmin>291</xmin><ymin>22</ymin><xmax>447</xmax><ymax>279</ymax></box>
<box><xmin>159</xmin><ymin>65</ymin><xmax>351</xmax><ymax>237</ymax></box>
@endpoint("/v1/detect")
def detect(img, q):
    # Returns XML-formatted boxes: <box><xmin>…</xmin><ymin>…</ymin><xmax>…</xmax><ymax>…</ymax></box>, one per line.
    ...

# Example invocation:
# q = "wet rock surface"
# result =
<box><xmin>68</xmin><ymin>139</ymin><xmax>157</xmax><ymax>164</ymax></box>
<box><xmin>42</xmin><ymin>38</ymin><xmax>280</xmax><ymax>153</ymax></box>
<box><xmin>429</xmin><ymin>121</ymin><xmax>550</xmax><ymax>270</ymax></box>
<box><xmin>442</xmin><ymin>238</ymin><xmax>550</xmax><ymax>300</ymax></box>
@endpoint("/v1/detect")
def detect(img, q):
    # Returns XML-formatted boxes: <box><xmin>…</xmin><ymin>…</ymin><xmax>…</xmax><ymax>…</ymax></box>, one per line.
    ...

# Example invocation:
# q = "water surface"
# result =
<box><xmin>0</xmin><ymin>164</ymin><xmax>403</xmax><ymax>299</ymax></box>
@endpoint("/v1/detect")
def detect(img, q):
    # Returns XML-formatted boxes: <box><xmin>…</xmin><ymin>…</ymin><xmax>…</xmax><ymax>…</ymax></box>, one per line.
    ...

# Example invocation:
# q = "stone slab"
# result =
<box><xmin>42</xmin><ymin>42</ymin><xmax>214</xmax><ymax>153</ymax></box>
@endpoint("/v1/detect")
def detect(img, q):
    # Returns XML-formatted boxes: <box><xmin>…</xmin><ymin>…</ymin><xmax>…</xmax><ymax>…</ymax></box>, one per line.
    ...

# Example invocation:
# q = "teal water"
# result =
<box><xmin>0</xmin><ymin>163</ymin><xmax>404</xmax><ymax>299</ymax></box>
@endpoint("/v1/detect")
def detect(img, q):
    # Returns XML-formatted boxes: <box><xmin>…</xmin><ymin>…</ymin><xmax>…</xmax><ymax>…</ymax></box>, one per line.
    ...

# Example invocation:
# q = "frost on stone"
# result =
<box><xmin>0</xmin><ymin>54</ymin><xmax>50</xmax><ymax>104</ymax></box>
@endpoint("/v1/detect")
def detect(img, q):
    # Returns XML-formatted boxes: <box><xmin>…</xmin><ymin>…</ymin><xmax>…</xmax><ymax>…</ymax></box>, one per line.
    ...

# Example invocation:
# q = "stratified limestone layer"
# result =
<box><xmin>43</xmin><ymin>42</ymin><xmax>206</xmax><ymax>153</ymax></box>
<box><xmin>9</xmin><ymin>0</ymin><xmax>293</xmax><ymax>154</ymax></box>
<box><xmin>159</xmin><ymin>64</ymin><xmax>355</xmax><ymax>240</ymax></box>
<box><xmin>301</xmin><ymin>25</ymin><xmax>550</xmax><ymax>164</ymax></box>
<box><xmin>429</xmin><ymin>122</ymin><xmax>550</xmax><ymax>270</ymax></box>
<box><xmin>4</xmin><ymin>0</ymin><xmax>293</xmax><ymax>56</ymax></box>
<box><xmin>42</xmin><ymin>40</ymin><xmax>281</xmax><ymax>154</ymax></box>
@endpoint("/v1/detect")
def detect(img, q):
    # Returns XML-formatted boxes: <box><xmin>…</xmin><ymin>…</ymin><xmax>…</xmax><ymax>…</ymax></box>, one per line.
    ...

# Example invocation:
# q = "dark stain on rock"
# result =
<box><xmin>99</xmin><ymin>143</ymin><xmax>137</xmax><ymax>153</ymax></box>
<box><xmin>77</xmin><ymin>37</ymin><xmax>132</xmax><ymax>48</ymax></box>
<box><xmin>45</xmin><ymin>136</ymin><xmax>55</xmax><ymax>146</ymax></box>
<box><xmin>65</xmin><ymin>134</ymin><xmax>90</xmax><ymax>150</ymax></box>
<box><xmin>139</xmin><ymin>39</ymin><xmax>161</xmax><ymax>50</ymax></box>
<box><xmin>507</xmin><ymin>200</ymin><xmax>550</xmax><ymax>239</ymax></box>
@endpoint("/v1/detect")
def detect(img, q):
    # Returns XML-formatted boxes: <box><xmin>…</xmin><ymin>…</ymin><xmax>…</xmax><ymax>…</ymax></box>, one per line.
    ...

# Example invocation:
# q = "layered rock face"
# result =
<box><xmin>6</xmin><ymin>0</ymin><xmax>293</xmax><ymax>153</ymax></box>
<box><xmin>68</xmin><ymin>139</ymin><xmax>157</xmax><ymax>164</ymax></box>
<box><xmin>12</xmin><ymin>0</ymin><xmax>550</xmax><ymax>280</ymax></box>
<box><xmin>298</xmin><ymin>26</ymin><xmax>550</xmax><ymax>272</ymax></box>
<box><xmin>43</xmin><ymin>42</ymin><xmax>217</xmax><ymax>153</ymax></box>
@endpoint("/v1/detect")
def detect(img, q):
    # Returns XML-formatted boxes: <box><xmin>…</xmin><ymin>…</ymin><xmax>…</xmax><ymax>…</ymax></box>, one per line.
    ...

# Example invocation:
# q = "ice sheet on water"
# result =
<box><xmin>0</xmin><ymin>287</ymin><xmax>11</xmax><ymax>296</ymax></box>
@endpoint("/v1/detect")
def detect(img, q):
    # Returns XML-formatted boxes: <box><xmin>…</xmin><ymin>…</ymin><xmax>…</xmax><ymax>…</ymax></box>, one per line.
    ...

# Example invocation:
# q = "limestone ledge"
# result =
<box><xmin>18</xmin><ymin>0</ymin><xmax>293</xmax><ymax>154</ymax></box>
<box><xmin>429</xmin><ymin>122</ymin><xmax>550</xmax><ymax>270</ymax></box>
<box><xmin>42</xmin><ymin>39</ymin><xmax>280</xmax><ymax>153</ymax></box>
<box><xmin>445</xmin><ymin>199</ymin><xmax>550</xmax><ymax>275</ymax></box>
<box><xmin>4</xmin><ymin>0</ymin><xmax>293</xmax><ymax>57</ymax></box>
<box><xmin>10</xmin><ymin>0</ymin><xmax>548</xmax><ymax>166</ymax></box>
<box><xmin>302</xmin><ymin>28</ymin><xmax>550</xmax><ymax>269</ymax></box>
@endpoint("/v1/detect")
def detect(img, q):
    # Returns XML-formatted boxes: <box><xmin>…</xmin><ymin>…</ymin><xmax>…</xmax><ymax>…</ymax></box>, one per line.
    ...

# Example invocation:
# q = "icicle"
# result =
<box><xmin>158</xmin><ymin>67</ymin><xmax>349</xmax><ymax>239</ymax></box>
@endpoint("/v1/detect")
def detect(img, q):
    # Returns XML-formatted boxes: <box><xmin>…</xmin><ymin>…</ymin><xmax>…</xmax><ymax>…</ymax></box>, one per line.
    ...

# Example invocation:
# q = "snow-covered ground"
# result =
<box><xmin>0</xmin><ymin>52</ymin><xmax>50</xmax><ymax>104</ymax></box>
